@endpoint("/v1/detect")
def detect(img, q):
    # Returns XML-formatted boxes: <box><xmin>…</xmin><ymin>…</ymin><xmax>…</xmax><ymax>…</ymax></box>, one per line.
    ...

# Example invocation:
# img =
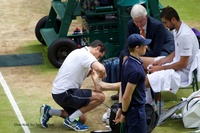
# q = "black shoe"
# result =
<box><xmin>111</xmin><ymin>93</ymin><xmax>119</xmax><ymax>100</ymax></box>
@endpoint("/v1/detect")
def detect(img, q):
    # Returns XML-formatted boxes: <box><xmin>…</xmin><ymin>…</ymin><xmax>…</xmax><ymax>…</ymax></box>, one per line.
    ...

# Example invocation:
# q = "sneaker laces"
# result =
<box><xmin>65</xmin><ymin>118</ymin><xmax>89</xmax><ymax>131</ymax></box>
<box><xmin>75</xmin><ymin>120</ymin><xmax>89</xmax><ymax>130</ymax></box>
<box><xmin>42</xmin><ymin>107</ymin><xmax>52</xmax><ymax>124</ymax></box>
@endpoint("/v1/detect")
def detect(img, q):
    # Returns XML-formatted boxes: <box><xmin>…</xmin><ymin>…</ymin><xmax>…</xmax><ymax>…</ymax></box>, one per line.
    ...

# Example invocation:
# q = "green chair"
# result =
<box><xmin>192</xmin><ymin>69</ymin><xmax>199</xmax><ymax>92</ymax></box>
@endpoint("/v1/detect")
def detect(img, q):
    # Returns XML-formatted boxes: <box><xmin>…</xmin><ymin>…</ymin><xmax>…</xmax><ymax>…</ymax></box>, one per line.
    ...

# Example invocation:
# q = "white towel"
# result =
<box><xmin>180</xmin><ymin>49</ymin><xmax>200</xmax><ymax>87</ymax></box>
<box><xmin>197</xmin><ymin>50</ymin><xmax>200</xmax><ymax>81</ymax></box>
<box><xmin>147</xmin><ymin>69</ymin><xmax>180</xmax><ymax>94</ymax></box>
<box><xmin>148</xmin><ymin>50</ymin><xmax>200</xmax><ymax>94</ymax></box>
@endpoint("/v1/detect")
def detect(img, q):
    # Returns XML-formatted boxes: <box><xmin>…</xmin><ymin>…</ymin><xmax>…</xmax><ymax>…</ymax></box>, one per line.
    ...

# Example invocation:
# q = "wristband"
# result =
<box><xmin>118</xmin><ymin>103</ymin><xmax>122</xmax><ymax>109</ymax></box>
<box><xmin>121</xmin><ymin>110</ymin><xmax>127</xmax><ymax>116</ymax></box>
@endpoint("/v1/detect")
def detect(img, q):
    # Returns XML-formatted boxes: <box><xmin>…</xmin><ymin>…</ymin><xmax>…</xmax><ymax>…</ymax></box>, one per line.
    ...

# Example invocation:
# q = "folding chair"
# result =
<box><xmin>180</xmin><ymin>69</ymin><xmax>199</xmax><ymax>92</ymax></box>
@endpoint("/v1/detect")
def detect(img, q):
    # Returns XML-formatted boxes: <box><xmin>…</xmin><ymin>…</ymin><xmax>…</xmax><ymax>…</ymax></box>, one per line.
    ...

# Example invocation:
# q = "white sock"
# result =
<box><xmin>48</xmin><ymin>108</ymin><xmax>61</xmax><ymax>116</ymax></box>
<box><xmin>69</xmin><ymin>109</ymin><xmax>83</xmax><ymax>122</ymax></box>
<box><xmin>146</xmin><ymin>88</ymin><xmax>153</xmax><ymax>104</ymax></box>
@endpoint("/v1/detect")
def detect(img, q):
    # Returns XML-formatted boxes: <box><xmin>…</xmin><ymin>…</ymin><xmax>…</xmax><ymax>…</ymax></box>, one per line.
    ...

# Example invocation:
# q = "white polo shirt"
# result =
<box><xmin>52</xmin><ymin>46</ymin><xmax>97</xmax><ymax>94</ymax></box>
<box><xmin>147</xmin><ymin>21</ymin><xmax>199</xmax><ymax>93</ymax></box>
<box><xmin>172</xmin><ymin>21</ymin><xmax>199</xmax><ymax>75</ymax></box>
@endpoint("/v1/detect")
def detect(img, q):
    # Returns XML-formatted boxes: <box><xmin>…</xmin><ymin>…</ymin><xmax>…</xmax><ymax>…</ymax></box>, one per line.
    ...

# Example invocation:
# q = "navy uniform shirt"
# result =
<box><xmin>121</xmin><ymin>55</ymin><xmax>146</xmax><ymax>106</ymax></box>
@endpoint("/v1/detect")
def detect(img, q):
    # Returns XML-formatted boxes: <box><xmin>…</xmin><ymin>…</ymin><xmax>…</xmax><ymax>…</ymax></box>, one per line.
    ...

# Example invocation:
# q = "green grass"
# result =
<box><xmin>0</xmin><ymin>86</ymin><xmax>24</xmax><ymax>133</ymax></box>
<box><xmin>18</xmin><ymin>40</ymin><xmax>59</xmax><ymax>73</ymax></box>
<box><xmin>1</xmin><ymin>0</ymin><xmax>200</xmax><ymax>133</ymax></box>
<box><xmin>160</xmin><ymin>0</ymin><xmax>200</xmax><ymax>30</ymax></box>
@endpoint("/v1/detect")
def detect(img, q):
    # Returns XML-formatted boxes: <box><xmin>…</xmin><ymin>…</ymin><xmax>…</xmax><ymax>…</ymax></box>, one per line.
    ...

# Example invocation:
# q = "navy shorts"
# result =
<box><xmin>52</xmin><ymin>89</ymin><xmax>92</xmax><ymax>115</ymax></box>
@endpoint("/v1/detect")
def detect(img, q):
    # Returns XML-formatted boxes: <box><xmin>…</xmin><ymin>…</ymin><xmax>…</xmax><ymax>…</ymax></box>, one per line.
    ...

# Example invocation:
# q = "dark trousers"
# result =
<box><xmin>125</xmin><ymin>104</ymin><xmax>146</xmax><ymax>133</ymax></box>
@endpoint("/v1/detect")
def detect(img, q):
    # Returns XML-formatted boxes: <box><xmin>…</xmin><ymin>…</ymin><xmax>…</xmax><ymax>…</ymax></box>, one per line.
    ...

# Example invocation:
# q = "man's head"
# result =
<box><xmin>130</xmin><ymin>4</ymin><xmax>148</xmax><ymax>28</ymax></box>
<box><xmin>127</xmin><ymin>34</ymin><xmax>151</xmax><ymax>55</ymax></box>
<box><xmin>89</xmin><ymin>40</ymin><xmax>106</xmax><ymax>60</ymax></box>
<box><xmin>160</xmin><ymin>6</ymin><xmax>180</xmax><ymax>31</ymax></box>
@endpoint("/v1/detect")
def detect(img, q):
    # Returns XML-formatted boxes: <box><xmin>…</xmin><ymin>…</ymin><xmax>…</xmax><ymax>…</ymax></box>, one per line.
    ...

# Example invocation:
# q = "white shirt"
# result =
<box><xmin>52</xmin><ymin>46</ymin><xmax>97</xmax><ymax>94</ymax></box>
<box><xmin>172</xmin><ymin>21</ymin><xmax>199</xmax><ymax>77</ymax></box>
<box><xmin>147</xmin><ymin>21</ymin><xmax>199</xmax><ymax>94</ymax></box>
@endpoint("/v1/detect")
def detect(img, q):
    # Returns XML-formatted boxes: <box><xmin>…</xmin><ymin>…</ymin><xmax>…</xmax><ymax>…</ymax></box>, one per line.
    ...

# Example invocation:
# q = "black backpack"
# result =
<box><xmin>109</xmin><ymin>102</ymin><xmax>120</xmax><ymax>133</ymax></box>
<box><xmin>109</xmin><ymin>103</ymin><xmax>159</xmax><ymax>133</ymax></box>
<box><xmin>145</xmin><ymin>104</ymin><xmax>159</xmax><ymax>133</ymax></box>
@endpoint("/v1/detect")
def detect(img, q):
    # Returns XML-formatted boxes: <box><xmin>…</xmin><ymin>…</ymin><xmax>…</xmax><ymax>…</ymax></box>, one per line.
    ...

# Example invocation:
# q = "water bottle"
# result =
<box><xmin>156</xmin><ymin>94</ymin><xmax>164</xmax><ymax>116</ymax></box>
<box><xmin>73</xmin><ymin>27</ymin><xmax>82</xmax><ymax>47</ymax></box>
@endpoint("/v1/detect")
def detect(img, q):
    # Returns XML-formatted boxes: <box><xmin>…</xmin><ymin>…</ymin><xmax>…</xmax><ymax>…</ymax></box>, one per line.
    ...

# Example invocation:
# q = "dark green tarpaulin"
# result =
<box><xmin>0</xmin><ymin>53</ymin><xmax>43</xmax><ymax>67</ymax></box>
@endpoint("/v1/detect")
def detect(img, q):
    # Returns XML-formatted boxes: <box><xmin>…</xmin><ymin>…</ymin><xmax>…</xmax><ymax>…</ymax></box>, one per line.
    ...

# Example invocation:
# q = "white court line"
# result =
<box><xmin>0</xmin><ymin>72</ymin><xmax>31</xmax><ymax>133</ymax></box>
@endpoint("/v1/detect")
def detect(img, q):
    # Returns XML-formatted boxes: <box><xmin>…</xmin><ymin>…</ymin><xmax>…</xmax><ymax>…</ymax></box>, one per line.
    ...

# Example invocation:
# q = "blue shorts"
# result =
<box><xmin>52</xmin><ymin>89</ymin><xmax>92</xmax><ymax>115</ymax></box>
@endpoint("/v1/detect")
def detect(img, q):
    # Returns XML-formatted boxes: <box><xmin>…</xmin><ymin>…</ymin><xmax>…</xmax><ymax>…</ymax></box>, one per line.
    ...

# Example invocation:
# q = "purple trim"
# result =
<box><xmin>192</xmin><ymin>28</ymin><xmax>200</xmax><ymax>37</ymax></box>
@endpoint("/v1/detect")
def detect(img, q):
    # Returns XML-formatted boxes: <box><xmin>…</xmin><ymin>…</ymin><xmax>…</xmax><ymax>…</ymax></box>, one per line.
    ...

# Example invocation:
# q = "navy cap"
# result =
<box><xmin>127</xmin><ymin>34</ymin><xmax>151</xmax><ymax>48</ymax></box>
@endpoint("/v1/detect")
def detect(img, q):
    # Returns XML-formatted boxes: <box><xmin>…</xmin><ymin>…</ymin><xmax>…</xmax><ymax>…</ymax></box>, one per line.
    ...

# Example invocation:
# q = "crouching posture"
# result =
<box><xmin>40</xmin><ymin>40</ymin><xmax>107</xmax><ymax>131</ymax></box>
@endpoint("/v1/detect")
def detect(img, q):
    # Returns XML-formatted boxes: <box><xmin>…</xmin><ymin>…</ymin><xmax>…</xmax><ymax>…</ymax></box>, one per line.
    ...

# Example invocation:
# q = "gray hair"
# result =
<box><xmin>130</xmin><ymin>4</ymin><xmax>147</xmax><ymax>19</ymax></box>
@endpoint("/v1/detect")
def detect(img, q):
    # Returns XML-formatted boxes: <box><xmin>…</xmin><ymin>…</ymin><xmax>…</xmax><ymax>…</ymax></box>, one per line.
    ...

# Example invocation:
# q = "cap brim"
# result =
<box><xmin>142</xmin><ymin>39</ymin><xmax>151</xmax><ymax>45</ymax></box>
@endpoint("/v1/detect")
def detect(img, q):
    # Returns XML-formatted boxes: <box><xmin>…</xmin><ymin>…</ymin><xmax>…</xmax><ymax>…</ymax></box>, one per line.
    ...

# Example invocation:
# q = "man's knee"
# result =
<box><xmin>98</xmin><ymin>92</ymin><xmax>105</xmax><ymax>103</ymax></box>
